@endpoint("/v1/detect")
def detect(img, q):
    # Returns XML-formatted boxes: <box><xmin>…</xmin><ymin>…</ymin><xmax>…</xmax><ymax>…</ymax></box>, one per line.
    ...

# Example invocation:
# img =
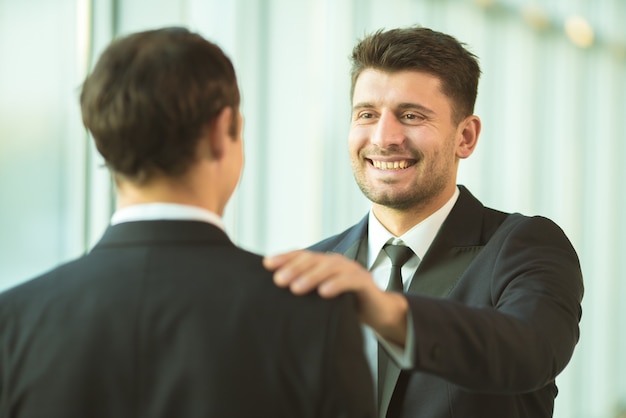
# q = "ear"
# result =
<box><xmin>205</xmin><ymin>107</ymin><xmax>234</xmax><ymax>160</ymax></box>
<box><xmin>455</xmin><ymin>115</ymin><xmax>481</xmax><ymax>159</ymax></box>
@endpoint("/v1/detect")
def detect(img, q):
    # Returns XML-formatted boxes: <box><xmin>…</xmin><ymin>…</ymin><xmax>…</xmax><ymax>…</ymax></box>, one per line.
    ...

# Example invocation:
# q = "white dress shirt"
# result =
<box><xmin>363</xmin><ymin>187</ymin><xmax>460</xmax><ymax>386</ymax></box>
<box><xmin>110</xmin><ymin>203</ymin><xmax>225</xmax><ymax>229</ymax></box>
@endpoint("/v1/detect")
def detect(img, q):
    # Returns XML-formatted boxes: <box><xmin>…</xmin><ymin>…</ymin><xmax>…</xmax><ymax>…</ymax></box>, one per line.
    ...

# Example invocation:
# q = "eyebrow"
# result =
<box><xmin>352</xmin><ymin>102</ymin><xmax>436</xmax><ymax>116</ymax></box>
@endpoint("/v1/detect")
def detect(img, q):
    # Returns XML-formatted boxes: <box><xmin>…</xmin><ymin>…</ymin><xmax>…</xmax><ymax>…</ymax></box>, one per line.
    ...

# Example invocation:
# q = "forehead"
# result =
<box><xmin>352</xmin><ymin>69</ymin><xmax>452</xmax><ymax>113</ymax></box>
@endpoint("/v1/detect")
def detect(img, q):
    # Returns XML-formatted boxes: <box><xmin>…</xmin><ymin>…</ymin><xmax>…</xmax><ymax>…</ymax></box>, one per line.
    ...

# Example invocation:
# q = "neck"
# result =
<box><xmin>115</xmin><ymin>169</ymin><xmax>225</xmax><ymax>215</ymax></box>
<box><xmin>372</xmin><ymin>186</ymin><xmax>456</xmax><ymax>236</ymax></box>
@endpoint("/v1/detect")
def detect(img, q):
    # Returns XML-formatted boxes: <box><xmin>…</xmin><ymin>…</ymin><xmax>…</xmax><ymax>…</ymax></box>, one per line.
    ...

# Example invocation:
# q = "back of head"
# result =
<box><xmin>350</xmin><ymin>26</ymin><xmax>481</xmax><ymax>122</ymax></box>
<box><xmin>80</xmin><ymin>27</ymin><xmax>240</xmax><ymax>184</ymax></box>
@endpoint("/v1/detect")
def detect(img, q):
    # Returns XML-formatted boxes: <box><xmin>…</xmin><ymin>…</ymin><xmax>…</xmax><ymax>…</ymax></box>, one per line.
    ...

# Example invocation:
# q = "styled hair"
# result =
<box><xmin>80</xmin><ymin>27</ymin><xmax>240</xmax><ymax>183</ymax></box>
<box><xmin>350</xmin><ymin>26</ymin><xmax>481</xmax><ymax>122</ymax></box>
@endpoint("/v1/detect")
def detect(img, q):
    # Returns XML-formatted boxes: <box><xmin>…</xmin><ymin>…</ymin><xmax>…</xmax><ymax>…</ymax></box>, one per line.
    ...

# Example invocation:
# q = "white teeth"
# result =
<box><xmin>372</xmin><ymin>160</ymin><xmax>410</xmax><ymax>170</ymax></box>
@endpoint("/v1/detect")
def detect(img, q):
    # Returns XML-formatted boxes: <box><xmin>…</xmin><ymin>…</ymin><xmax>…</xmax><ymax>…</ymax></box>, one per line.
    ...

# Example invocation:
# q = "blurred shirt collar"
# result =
<box><xmin>110</xmin><ymin>203</ymin><xmax>225</xmax><ymax>231</ymax></box>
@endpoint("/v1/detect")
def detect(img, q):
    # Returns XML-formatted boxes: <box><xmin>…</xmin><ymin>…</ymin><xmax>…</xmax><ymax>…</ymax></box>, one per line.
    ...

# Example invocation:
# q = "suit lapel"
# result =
<box><xmin>329</xmin><ymin>215</ymin><xmax>369</xmax><ymax>263</ymax></box>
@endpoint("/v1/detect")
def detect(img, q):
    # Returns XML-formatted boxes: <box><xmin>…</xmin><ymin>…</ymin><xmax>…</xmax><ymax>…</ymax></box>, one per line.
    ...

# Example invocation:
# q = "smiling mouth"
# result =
<box><xmin>368</xmin><ymin>159</ymin><xmax>416</xmax><ymax>170</ymax></box>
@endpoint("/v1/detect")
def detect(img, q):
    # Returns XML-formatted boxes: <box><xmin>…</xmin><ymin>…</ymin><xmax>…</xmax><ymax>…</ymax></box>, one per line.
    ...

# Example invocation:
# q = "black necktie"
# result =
<box><xmin>378</xmin><ymin>244</ymin><xmax>414</xmax><ymax>406</ymax></box>
<box><xmin>383</xmin><ymin>244</ymin><xmax>414</xmax><ymax>292</ymax></box>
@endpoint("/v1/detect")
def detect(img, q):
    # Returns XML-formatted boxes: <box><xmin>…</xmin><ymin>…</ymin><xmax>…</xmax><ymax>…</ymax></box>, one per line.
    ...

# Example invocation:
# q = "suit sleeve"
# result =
<box><xmin>407</xmin><ymin>216</ymin><xmax>584</xmax><ymax>393</ymax></box>
<box><xmin>320</xmin><ymin>293</ymin><xmax>377</xmax><ymax>417</ymax></box>
<box><xmin>0</xmin><ymin>292</ymin><xmax>15</xmax><ymax>418</ymax></box>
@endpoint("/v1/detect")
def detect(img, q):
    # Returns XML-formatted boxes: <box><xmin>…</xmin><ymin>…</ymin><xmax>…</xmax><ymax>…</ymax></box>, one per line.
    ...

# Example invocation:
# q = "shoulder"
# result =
<box><xmin>481</xmin><ymin>213</ymin><xmax>581</xmax><ymax>280</ymax></box>
<box><xmin>308</xmin><ymin>231</ymin><xmax>351</xmax><ymax>253</ymax></box>
<box><xmin>308</xmin><ymin>216</ymin><xmax>368</xmax><ymax>253</ymax></box>
<box><xmin>459</xmin><ymin>187</ymin><xmax>574</xmax><ymax>248</ymax></box>
<box><xmin>497</xmin><ymin>213</ymin><xmax>573</xmax><ymax>245</ymax></box>
<box><xmin>0</xmin><ymin>256</ymin><xmax>84</xmax><ymax>304</ymax></box>
<box><xmin>225</xmin><ymin>246</ymin><xmax>273</xmax><ymax>276</ymax></box>
<box><xmin>229</xmin><ymin>246</ymin><xmax>357</xmax><ymax>312</ymax></box>
<box><xmin>0</xmin><ymin>258</ymin><xmax>85</xmax><ymax>342</ymax></box>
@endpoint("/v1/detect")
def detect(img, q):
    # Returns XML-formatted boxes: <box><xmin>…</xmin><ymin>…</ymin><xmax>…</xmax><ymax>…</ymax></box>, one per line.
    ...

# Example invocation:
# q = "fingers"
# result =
<box><xmin>262</xmin><ymin>250</ymin><xmax>302</xmax><ymax>271</ymax></box>
<box><xmin>263</xmin><ymin>251</ymin><xmax>303</xmax><ymax>271</ymax></box>
<box><xmin>263</xmin><ymin>250</ymin><xmax>319</xmax><ymax>290</ymax></box>
<box><xmin>263</xmin><ymin>250</ymin><xmax>367</xmax><ymax>297</ymax></box>
<box><xmin>293</xmin><ymin>254</ymin><xmax>352</xmax><ymax>296</ymax></box>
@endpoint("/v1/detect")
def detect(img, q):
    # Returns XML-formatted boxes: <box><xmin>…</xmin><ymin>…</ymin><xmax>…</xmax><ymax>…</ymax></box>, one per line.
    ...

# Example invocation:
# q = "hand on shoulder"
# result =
<box><xmin>263</xmin><ymin>250</ymin><xmax>409</xmax><ymax>346</ymax></box>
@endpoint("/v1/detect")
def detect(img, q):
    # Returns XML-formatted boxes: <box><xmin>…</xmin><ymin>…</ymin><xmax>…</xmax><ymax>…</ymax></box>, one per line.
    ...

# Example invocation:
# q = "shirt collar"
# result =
<box><xmin>110</xmin><ymin>203</ymin><xmax>225</xmax><ymax>231</ymax></box>
<box><xmin>367</xmin><ymin>187</ymin><xmax>460</xmax><ymax>269</ymax></box>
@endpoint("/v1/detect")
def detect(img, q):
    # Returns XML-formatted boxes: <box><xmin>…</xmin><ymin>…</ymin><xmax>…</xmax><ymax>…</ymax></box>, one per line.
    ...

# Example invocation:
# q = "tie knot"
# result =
<box><xmin>383</xmin><ymin>244</ymin><xmax>414</xmax><ymax>267</ymax></box>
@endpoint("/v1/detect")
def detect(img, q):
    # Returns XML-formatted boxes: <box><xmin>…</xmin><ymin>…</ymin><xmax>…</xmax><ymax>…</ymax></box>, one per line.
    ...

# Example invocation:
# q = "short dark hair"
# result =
<box><xmin>350</xmin><ymin>26</ymin><xmax>481</xmax><ymax>123</ymax></box>
<box><xmin>80</xmin><ymin>27</ymin><xmax>240</xmax><ymax>183</ymax></box>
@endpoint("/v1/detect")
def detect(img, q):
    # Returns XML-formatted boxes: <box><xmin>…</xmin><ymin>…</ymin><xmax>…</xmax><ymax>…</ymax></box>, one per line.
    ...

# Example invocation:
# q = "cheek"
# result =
<box><xmin>348</xmin><ymin>127</ymin><xmax>367</xmax><ymax>153</ymax></box>
<box><xmin>347</xmin><ymin>137</ymin><xmax>357</xmax><ymax>157</ymax></box>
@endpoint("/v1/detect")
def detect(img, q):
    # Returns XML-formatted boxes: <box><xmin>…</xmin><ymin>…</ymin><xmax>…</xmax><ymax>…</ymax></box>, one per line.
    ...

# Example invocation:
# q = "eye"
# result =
<box><xmin>358</xmin><ymin>112</ymin><xmax>374</xmax><ymax>119</ymax></box>
<box><xmin>402</xmin><ymin>113</ymin><xmax>421</xmax><ymax>120</ymax></box>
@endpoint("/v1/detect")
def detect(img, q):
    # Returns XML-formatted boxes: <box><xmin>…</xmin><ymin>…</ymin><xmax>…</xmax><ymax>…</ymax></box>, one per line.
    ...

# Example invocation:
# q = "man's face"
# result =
<box><xmin>348</xmin><ymin>69</ymin><xmax>463</xmax><ymax>212</ymax></box>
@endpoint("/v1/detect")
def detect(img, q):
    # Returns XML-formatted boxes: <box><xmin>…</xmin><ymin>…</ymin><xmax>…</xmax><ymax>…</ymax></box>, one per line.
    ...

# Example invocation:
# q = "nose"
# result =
<box><xmin>371</xmin><ymin>110</ymin><xmax>405</xmax><ymax>147</ymax></box>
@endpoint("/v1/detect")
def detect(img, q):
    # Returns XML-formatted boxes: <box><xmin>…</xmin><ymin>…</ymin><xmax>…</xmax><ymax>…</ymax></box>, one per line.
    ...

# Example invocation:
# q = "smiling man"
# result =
<box><xmin>264</xmin><ymin>27</ymin><xmax>584</xmax><ymax>418</ymax></box>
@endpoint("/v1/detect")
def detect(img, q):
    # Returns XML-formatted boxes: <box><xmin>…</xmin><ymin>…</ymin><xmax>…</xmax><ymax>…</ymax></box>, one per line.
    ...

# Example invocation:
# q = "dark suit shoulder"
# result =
<box><xmin>308</xmin><ymin>229</ymin><xmax>352</xmax><ymax>253</ymax></box>
<box><xmin>0</xmin><ymin>254</ymin><xmax>87</xmax><ymax>305</ymax></box>
<box><xmin>491</xmin><ymin>212</ymin><xmax>575</xmax><ymax>247</ymax></box>
<box><xmin>308</xmin><ymin>215</ymin><xmax>368</xmax><ymax>254</ymax></box>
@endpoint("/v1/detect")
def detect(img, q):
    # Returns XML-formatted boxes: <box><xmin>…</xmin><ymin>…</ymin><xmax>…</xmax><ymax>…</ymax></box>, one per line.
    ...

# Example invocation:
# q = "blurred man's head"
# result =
<box><xmin>81</xmin><ymin>27</ymin><xmax>241</xmax><ymax>185</ymax></box>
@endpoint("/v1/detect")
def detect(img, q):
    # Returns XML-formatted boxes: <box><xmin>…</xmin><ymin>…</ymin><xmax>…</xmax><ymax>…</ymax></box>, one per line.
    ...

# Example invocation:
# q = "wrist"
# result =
<box><xmin>360</xmin><ymin>290</ymin><xmax>409</xmax><ymax>346</ymax></box>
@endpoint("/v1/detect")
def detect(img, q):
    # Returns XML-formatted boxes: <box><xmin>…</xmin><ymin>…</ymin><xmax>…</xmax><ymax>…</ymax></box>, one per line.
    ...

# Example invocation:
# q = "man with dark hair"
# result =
<box><xmin>0</xmin><ymin>27</ymin><xmax>375</xmax><ymax>418</ymax></box>
<box><xmin>265</xmin><ymin>26</ymin><xmax>583</xmax><ymax>418</ymax></box>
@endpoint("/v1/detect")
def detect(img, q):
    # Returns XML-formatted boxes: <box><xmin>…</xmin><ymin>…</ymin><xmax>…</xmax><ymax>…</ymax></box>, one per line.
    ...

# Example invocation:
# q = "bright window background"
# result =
<box><xmin>1</xmin><ymin>0</ymin><xmax>624</xmax><ymax>416</ymax></box>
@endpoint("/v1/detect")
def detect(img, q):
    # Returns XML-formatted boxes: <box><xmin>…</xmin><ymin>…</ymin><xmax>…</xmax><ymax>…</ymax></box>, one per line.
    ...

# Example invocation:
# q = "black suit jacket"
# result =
<box><xmin>0</xmin><ymin>220</ymin><xmax>376</xmax><ymax>418</ymax></box>
<box><xmin>310</xmin><ymin>186</ymin><xmax>583</xmax><ymax>418</ymax></box>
